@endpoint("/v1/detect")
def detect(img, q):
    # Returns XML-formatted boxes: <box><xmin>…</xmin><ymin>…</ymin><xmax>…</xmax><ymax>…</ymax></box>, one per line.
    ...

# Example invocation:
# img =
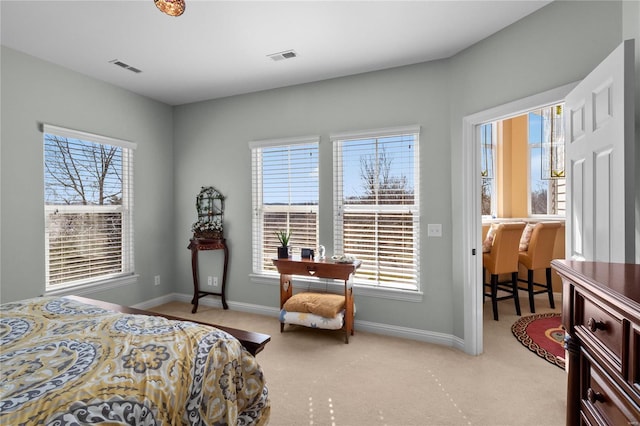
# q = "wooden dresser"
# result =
<box><xmin>552</xmin><ymin>260</ymin><xmax>640</xmax><ymax>425</ymax></box>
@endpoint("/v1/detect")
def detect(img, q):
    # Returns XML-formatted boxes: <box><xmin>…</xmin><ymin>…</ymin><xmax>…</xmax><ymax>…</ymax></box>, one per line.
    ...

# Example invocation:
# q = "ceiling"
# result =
<box><xmin>1</xmin><ymin>0</ymin><xmax>552</xmax><ymax>106</ymax></box>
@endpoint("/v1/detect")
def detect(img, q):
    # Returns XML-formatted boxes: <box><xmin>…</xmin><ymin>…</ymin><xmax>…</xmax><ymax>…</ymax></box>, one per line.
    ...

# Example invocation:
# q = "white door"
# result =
<box><xmin>565</xmin><ymin>39</ymin><xmax>635</xmax><ymax>263</ymax></box>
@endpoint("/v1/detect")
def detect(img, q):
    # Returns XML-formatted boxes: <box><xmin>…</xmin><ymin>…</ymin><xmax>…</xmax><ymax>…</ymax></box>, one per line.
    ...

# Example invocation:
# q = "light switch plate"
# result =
<box><xmin>427</xmin><ymin>223</ymin><xmax>442</xmax><ymax>237</ymax></box>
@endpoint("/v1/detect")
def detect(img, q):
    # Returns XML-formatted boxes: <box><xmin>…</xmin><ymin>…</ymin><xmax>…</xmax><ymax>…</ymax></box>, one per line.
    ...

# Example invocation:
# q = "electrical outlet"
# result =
<box><xmin>207</xmin><ymin>276</ymin><xmax>213</xmax><ymax>286</ymax></box>
<box><xmin>154</xmin><ymin>275</ymin><xmax>160</xmax><ymax>286</ymax></box>
<box><xmin>213</xmin><ymin>276</ymin><xmax>219</xmax><ymax>287</ymax></box>
<box><xmin>427</xmin><ymin>223</ymin><xmax>442</xmax><ymax>237</ymax></box>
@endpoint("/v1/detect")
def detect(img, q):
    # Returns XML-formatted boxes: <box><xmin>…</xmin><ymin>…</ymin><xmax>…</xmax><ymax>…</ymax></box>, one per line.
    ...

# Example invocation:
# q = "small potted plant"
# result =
<box><xmin>275</xmin><ymin>229</ymin><xmax>291</xmax><ymax>258</ymax></box>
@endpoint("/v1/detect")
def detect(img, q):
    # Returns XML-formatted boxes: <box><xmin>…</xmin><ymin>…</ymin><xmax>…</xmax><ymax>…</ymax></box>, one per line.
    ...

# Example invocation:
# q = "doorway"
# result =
<box><xmin>461</xmin><ymin>82</ymin><xmax>578</xmax><ymax>356</ymax></box>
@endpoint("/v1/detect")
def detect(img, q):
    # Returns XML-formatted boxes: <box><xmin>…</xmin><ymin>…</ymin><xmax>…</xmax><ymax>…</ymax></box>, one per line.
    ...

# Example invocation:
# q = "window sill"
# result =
<box><xmin>45</xmin><ymin>274</ymin><xmax>138</xmax><ymax>297</ymax></box>
<box><xmin>482</xmin><ymin>216</ymin><xmax>565</xmax><ymax>224</ymax></box>
<box><xmin>250</xmin><ymin>273</ymin><xmax>423</xmax><ymax>303</ymax></box>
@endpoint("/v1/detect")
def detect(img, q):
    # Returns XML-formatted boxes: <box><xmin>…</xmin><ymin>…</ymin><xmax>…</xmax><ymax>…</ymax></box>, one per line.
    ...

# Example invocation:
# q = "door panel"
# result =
<box><xmin>594</xmin><ymin>148</ymin><xmax>612</xmax><ymax>261</ymax></box>
<box><xmin>565</xmin><ymin>39</ymin><xmax>635</xmax><ymax>263</ymax></box>
<box><xmin>571</xmin><ymin>158</ymin><xmax>585</xmax><ymax>259</ymax></box>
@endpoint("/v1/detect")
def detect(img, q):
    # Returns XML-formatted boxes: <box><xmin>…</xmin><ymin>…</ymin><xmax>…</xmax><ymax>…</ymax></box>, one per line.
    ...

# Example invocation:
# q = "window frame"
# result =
<box><xmin>527</xmin><ymin>106</ymin><xmax>566</xmax><ymax>217</ymax></box>
<box><xmin>331</xmin><ymin>125</ymin><xmax>421</xmax><ymax>292</ymax></box>
<box><xmin>480</xmin><ymin>122</ymin><xmax>497</xmax><ymax>218</ymax></box>
<box><xmin>43</xmin><ymin>124</ymin><xmax>136</xmax><ymax>294</ymax></box>
<box><xmin>250</xmin><ymin>135</ymin><xmax>320</xmax><ymax>275</ymax></box>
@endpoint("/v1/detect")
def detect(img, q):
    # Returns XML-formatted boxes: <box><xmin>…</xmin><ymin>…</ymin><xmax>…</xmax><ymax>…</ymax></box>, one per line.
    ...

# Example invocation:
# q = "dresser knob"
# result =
<box><xmin>587</xmin><ymin>388</ymin><xmax>605</xmax><ymax>404</ymax></box>
<box><xmin>587</xmin><ymin>317</ymin><xmax>606</xmax><ymax>332</ymax></box>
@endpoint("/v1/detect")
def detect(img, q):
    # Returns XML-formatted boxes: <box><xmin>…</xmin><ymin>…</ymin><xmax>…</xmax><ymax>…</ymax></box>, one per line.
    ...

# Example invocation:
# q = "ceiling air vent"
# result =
<box><xmin>109</xmin><ymin>59</ymin><xmax>142</xmax><ymax>73</ymax></box>
<box><xmin>267</xmin><ymin>50</ymin><xmax>298</xmax><ymax>62</ymax></box>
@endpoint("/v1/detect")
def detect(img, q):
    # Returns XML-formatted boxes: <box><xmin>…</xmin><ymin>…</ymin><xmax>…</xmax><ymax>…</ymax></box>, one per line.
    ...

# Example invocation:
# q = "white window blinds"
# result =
<box><xmin>43</xmin><ymin>124</ymin><xmax>135</xmax><ymax>289</ymax></box>
<box><xmin>332</xmin><ymin>126</ymin><xmax>420</xmax><ymax>290</ymax></box>
<box><xmin>250</xmin><ymin>136</ymin><xmax>319</xmax><ymax>273</ymax></box>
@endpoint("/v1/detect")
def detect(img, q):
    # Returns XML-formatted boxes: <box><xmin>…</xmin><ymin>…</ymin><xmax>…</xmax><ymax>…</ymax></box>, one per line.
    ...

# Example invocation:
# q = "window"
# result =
<box><xmin>332</xmin><ymin>126</ymin><xmax>420</xmax><ymax>291</ymax></box>
<box><xmin>480</xmin><ymin>122</ymin><xmax>496</xmax><ymax>217</ymax></box>
<box><xmin>250</xmin><ymin>136</ymin><xmax>319</xmax><ymax>274</ymax></box>
<box><xmin>528</xmin><ymin>104</ymin><xmax>566</xmax><ymax>216</ymax></box>
<box><xmin>43</xmin><ymin>124</ymin><xmax>135</xmax><ymax>290</ymax></box>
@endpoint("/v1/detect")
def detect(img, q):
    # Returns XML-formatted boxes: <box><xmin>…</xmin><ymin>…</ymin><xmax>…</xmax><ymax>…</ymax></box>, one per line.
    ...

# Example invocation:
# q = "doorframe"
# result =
<box><xmin>461</xmin><ymin>82</ymin><xmax>578</xmax><ymax>356</ymax></box>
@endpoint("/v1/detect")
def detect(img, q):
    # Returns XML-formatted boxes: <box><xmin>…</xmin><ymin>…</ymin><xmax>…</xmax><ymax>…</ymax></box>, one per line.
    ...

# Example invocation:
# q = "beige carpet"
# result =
<box><xmin>150</xmin><ymin>295</ymin><xmax>566</xmax><ymax>426</ymax></box>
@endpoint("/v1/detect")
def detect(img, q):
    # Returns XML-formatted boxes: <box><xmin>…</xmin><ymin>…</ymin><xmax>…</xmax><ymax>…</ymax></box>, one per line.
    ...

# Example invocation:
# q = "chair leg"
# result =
<box><xmin>546</xmin><ymin>267</ymin><xmax>555</xmax><ymax>309</ymax></box>
<box><xmin>491</xmin><ymin>274</ymin><xmax>499</xmax><ymax>321</ymax></box>
<box><xmin>482</xmin><ymin>268</ymin><xmax>486</xmax><ymax>304</ymax></box>
<box><xmin>527</xmin><ymin>269</ymin><xmax>536</xmax><ymax>313</ymax></box>
<box><xmin>511</xmin><ymin>272</ymin><xmax>521</xmax><ymax>316</ymax></box>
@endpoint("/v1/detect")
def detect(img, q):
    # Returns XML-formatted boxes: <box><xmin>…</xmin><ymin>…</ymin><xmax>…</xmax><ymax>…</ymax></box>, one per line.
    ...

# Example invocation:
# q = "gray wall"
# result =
<box><xmin>173</xmin><ymin>1</ymin><xmax>628</xmax><ymax>338</ymax></box>
<box><xmin>1</xmin><ymin>1</ymin><xmax>636</xmax><ymax>342</ymax></box>
<box><xmin>0</xmin><ymin>47</ymin><xmax>175</xmax><ymax>304</ymax></box>
<box><xmin>173</xmin><ymin>60</ymin><xmax>454</xmax><ymax>331</ymax></box>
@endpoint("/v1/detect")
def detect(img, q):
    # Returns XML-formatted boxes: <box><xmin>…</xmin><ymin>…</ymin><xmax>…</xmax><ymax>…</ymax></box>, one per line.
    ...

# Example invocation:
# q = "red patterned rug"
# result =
<box><xmin>511</xmin><ymin>313</ymin><xmax>565</xmax><ymax>369</ymax></box>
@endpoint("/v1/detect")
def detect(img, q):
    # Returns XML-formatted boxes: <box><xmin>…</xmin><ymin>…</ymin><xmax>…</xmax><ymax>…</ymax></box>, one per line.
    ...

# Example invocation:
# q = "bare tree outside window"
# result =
<box><xmin>358</xmin><ymin>147</ymin><xmax>412</xmax><ymax>204</ymax></box>
<box><xmin>45</xmin><ymin>136</ymin><xmax>122</xmax><ymax>206</ymax></box>
<box><xmin>481</xmin><ymin>178</ymin><xmax>492</xmax><ymax>216</ymax></box>
<box><xmin>531</xmin><ymin>182</ymin><xmax>548</xmax><ymax>214</ymax></box>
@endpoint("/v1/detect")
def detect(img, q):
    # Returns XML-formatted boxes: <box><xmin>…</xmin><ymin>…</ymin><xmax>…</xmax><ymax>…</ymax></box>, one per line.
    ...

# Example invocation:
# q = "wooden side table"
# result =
<box><xmin>272</xmin><ymin>257</ymin><xmax>361</xmax><ymax>343</ymax></box>
<box><xmin>188</xmin><ymin>238</ymin><xmax>229</xmax><ymax>313</ymax></box>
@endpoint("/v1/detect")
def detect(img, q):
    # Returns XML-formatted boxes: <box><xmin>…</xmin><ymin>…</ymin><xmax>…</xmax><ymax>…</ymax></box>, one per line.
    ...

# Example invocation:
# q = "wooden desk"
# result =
<box><xmin>272</xmin><ymin>257</ymin><xmax>361</xmax><ymax>343</ymax></box>
<box><xmin>188</xmin><ymin>238</ymin><xmax>229</xmax><ymax>313</ymax></box>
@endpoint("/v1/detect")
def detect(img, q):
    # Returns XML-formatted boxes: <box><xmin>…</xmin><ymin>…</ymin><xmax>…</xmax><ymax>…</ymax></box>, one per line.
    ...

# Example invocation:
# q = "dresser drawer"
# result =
<box><xmin>576</xmin><ymin>292</ymin><xmax>625</xmax><ymax>373</ymax></box>
<box><xmin>581</xmin><ymin>356</ymin><xmax>640</xmax><ymax>425</ymax></box>
<box><xmin>632</xmin><ymin>326</ymin><xmax>640</xmax><ymax>406</ymax></box>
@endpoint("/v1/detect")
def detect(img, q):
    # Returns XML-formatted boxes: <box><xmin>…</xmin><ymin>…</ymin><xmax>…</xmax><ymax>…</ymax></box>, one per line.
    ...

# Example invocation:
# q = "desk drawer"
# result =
<box><xmin>582</xmin><ymin>356</ymin><xmax>639</xmax><ymax>425</ymax></box>
<box><xmin>576</xmin><ymin>292</ymin><xmax>625</xmax><ymax>372</ymax></box>
<box><xmin>273</xmin><ymin>259</ymin><xmax>359</xmax><ymax>281</ymax></box>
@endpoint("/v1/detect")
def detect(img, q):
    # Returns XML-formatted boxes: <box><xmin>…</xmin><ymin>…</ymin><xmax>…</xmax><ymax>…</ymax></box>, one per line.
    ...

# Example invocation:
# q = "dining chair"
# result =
<box><xmin>518</xmin><ymin>221</ymin><xmax>562</xmax><ymax>313</ymax></box>
<box><xmin>483</xmin><ymin>222</ymin><xmax>526</xmax><ymax>321</ymax></box>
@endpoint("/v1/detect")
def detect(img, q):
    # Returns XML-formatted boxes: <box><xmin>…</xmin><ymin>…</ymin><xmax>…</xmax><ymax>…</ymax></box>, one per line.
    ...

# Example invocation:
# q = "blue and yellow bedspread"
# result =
<box><xmin>0</xmin><ymin>296</ymin><xmax>270</xmax><ymax>425</ymax></box>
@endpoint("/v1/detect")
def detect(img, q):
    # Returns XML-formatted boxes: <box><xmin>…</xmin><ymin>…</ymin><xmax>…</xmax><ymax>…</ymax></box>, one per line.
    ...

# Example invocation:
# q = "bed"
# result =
<box><xmin>0</xmin><ymin>295</ymin><xmax>270</xmax><ymax>425</ymax></box>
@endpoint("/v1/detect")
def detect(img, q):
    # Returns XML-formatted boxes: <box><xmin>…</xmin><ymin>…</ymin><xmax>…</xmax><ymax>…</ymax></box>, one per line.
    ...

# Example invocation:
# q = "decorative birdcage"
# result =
<box><xmin>191</xmin><ymin>186</ymin><xmax>225</xmax><ymax>239</ymax></box>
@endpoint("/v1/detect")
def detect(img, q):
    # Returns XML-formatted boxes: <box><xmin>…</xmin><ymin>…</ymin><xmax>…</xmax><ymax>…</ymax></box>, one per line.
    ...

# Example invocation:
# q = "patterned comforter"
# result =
<box><xmin>0</xmin><ymin>296</ymin><xmax>270</xmax><ymax>425</ymax></box>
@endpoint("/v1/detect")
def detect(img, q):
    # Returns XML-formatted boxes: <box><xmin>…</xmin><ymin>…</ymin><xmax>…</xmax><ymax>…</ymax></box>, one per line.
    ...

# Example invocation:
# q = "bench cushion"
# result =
<box><xmin>282</xmin><ymin>292</ymin><xmax>345</xmax><ymax>318</ymax></box>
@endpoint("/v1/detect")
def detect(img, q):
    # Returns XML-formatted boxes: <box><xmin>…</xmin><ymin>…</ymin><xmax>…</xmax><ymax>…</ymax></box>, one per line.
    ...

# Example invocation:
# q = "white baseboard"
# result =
<box><xmin>135</xmin><ymin>293</ymin><xmax>464</xmax><ymax>350</ymax></box>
